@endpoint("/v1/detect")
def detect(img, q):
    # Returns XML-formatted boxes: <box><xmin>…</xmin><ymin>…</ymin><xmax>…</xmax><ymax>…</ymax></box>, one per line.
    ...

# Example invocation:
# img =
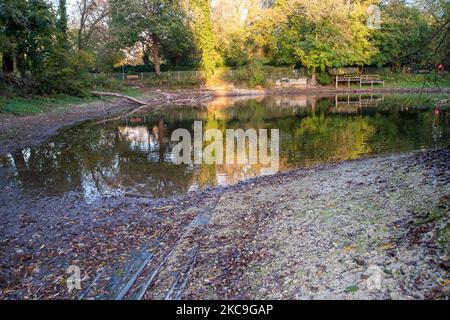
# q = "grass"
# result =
<box><xmin>120</xmin><ymin>87</ymin><xmax>142</xmax><ymax>97</ymax></box>
<box><xmin>0</xmin><ymin>85</ymin><xmax>144</xmax><ymax>116</ymax></box>
<box><xmin>326</xmin><ymin>72</ymin><xmax>450</xmax><ymax>89</ymax></box>
<box><xmin>382</xmin><ymin>72</ymin><xmax>450</xmax><ymax>88</ymax></box>
<box><xmin>345</xmin><ymin>285</ymin><xmax>359</xmax><ymax>293</ymax></box>
<box><xmin>0</xmin><ymin>94</ymin><xmax>98</xmax><ymax>115</ymax></box>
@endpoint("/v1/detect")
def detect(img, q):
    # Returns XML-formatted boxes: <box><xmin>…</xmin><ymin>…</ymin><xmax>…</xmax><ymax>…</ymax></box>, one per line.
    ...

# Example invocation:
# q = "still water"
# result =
<box><xmin>1</xmin><ymin>94</ymin><xmax>449</xmax><ymax>201</ymax></box>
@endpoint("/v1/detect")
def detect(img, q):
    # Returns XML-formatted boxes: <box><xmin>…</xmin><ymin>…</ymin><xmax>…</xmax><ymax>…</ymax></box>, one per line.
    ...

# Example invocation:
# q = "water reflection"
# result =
<box><xmin>1</xmin><ymin>94</ymin><xmax>448</xmax><ymax>201</ymax></box>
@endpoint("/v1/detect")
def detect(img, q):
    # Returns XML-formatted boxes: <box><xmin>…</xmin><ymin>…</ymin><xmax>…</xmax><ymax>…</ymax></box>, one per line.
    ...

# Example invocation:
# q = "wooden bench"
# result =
<box><xmin>275</xmin><ymin>77</ymin><xmax>308</xmax><ymax>87</ymax></box>
<box><xmin>126</xmin><ymin>74</ymin><xmax>140</xmax><ymax>80</ymax></box>
<box><xmin>360</xmin><ymin>75</ymin><xmax>385</xmax><ymax>87</ymax></box>
<box><xmin>289</xmin><ymin>78</ymin><xmax>308</xmax><ymax>86</ymax></box>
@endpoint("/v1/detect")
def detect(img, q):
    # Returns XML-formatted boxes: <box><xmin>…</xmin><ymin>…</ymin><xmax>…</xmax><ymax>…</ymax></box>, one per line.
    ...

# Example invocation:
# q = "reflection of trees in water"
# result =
<box><xmin>201</xmin><ymin>97</ymin><xmax>448</xmax><ymax>169</ymax></box>
<box><xmin>276</xmin><ymin>108</ymin><xmax>448</xmax><ymax>167</ymax></box>
<box><xmin>2</xmin><ymin>96</ymin><xmax>448</xmax><ymax>199</ymax></box>
<box><xmin>3</xmin><ymin>120</ymin><xmax>195</xmax><ymax>199</ymax></box>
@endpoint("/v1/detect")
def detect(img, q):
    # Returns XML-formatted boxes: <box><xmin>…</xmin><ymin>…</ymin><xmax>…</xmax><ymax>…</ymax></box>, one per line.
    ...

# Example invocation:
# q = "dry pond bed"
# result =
<box><xmin>0</xmin><ymin>149</ymin><xmax>449</xmax><ymax>299</ymax></box>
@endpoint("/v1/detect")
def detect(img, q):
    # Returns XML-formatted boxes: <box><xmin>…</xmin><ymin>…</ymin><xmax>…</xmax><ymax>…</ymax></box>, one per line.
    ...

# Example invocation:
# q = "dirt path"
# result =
<box><xmin>1</xmin><ymin>149</ymin><xmax>448</xmax><ymax>300</ymax></box>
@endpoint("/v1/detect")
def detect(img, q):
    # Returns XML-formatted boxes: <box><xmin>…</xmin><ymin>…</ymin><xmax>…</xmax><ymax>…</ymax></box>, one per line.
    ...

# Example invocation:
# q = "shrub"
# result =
<box><xmin>39</xmin><ymin>69</ymin><xmax>91</xmax><ymax>97</ymax></box>
<box><xmin>90</xmin><ymin>74</ymin><xmax>123</xmax><ymax>91</ymax></box>
<box><xmin>234</xmin><ymin>57</ymin><xmax>268</xmax><ymax>87</ymax></box>
<box><xmin>317</xmin><ymin>72</ymin><xmax>332</xmax><ymax>85</ymax></box>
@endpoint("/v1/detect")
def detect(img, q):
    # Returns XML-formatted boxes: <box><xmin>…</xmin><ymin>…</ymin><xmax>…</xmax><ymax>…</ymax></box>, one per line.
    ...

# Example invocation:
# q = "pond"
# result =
<box><xmin>1</xmin><ymin>94</ymin><xmax>449</xmax><ymax>202</ymax></box>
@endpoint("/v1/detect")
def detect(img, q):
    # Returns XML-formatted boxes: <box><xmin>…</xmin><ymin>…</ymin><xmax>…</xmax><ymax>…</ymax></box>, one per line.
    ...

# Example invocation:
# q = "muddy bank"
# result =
<box><xmin>0</xmin><ymin>149</ymin><xmax>448</xmax><ymax>299</ymax></box>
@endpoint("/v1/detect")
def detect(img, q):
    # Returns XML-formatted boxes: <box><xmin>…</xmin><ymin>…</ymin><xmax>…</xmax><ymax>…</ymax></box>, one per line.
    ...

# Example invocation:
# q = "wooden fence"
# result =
<box><xmin>88</xmin><ymin>67</ymin><xmax>310</xmax><ymax>83</ymax></box>
<box><xmin>88</xmin><ymin>67</ymin><xmax>394</xmax><ymax>84</ymax></box>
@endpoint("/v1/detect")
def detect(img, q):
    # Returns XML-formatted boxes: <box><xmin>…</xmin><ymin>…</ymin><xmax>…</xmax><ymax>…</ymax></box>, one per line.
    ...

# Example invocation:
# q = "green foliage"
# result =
<box><xmin>383</xmin><ymin>72</ymin><xmax>450</xmax><ymax>88</ymax></box>
<box><xmin>0</xmin><ymin>98</ymin><xmax>44</xmax><ymax>114</ymax></box>
<box><xmin>371</xmin><ymin>1</ymin><xmax>432</xmax><ymax>68</ymax></box>
<box><xmin>0</xmin><ymin>0</ymin><xmax>56</xmax><ymax>75</ymax></box>
<box><xmin>240</xmin><ymin>0</ymin><xmax>374</xmax><ymax>74</ymax></box>
<box><xmin>222</xmin><ymin>32</ymin><xmax>249</xmax><ymax>67</ymax></box>
<box><xmin>345</xmin><ymin>285</ymin><xmax>359</xmax><ymax>293</ymax></box>
<box><xmin>110</xmin><ymin>0</ymin><xmax>195</xmax><ymax>74</ymax></box>
<box><xmin>214</xmin><ymin>0</ymin><xmax>445</xmax><ymax>79</ymax></box>
<box><xmin>0</xmin><ymin>0</ymin><xmax>101</xmax><ymax>96</ymax></box>
<box><xmin>316</xmin><ymin>72</ymin><xmax>332</xmax><ymax>85</ymax></box>
<box><xmin>1</xmin><ymin>0</ymin><xmax>449</xmax><ymax>96</ymax></box>
<box><xmin>234</xmin><ymin>57</ymin><xmax>268</xmax><ymax>87</ymax></box>
<box><xmin>143</xmin><ymin>72</ymin><xmax>205</xmax><ymax>87</ymax></box>
<box><xmin>90</xmin><ymin>75</ymin><xmax>124</xmax><ymax>91</ymax></box>
<box><xmin>190</xmin><ymin>0</ymin><xmax>220</xmax><ymax>76</ymax></box>
<box><xmin>56</xmin><ymin>0</ymin><xmax>68</xmax><ymax>47</ymax></box>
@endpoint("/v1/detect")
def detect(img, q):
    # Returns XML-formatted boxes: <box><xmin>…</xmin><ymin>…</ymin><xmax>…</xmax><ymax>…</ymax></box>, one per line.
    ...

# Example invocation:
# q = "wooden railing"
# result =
<box><xmin>335</xmin><ymin>75</ymin><xmax>384</xmax><ymax>88</ymax></box>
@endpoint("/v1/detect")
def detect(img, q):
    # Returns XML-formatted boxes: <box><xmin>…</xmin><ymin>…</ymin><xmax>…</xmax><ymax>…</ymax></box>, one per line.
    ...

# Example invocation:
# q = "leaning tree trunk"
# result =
<box><xmin>152</xmin><ymin>35</ymin><xmax>161</xmax><ymax>76</ymax></box>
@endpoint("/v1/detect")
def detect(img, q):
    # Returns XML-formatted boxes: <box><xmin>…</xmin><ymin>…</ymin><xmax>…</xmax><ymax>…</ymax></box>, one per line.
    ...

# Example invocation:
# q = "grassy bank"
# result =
<box><xmin>382</xmin><ymin>72</ymin><xmax>450</xmax><ymax>88</ymax></box>
<box><xmin>0</xmin><ymin>87</ymin><xmax>141</xmax><ymax>116</ymax></box>
<box><xmin>0</xmin><ymin>95</ymin><xmax>96</xmax><ymax>115</ymax></box>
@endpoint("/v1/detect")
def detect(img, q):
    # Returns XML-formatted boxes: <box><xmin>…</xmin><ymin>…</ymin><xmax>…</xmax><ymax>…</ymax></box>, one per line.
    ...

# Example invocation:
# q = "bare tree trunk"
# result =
<box><xmin>2</xmin><ymin>54</ymin><xmax>14</xmax><ymax>73</ymax></box>
<box><xmin>77</xmin><ymin>0</ymin><xmax>87</xmax><ymax>51</ymax></box>
<box><xmin>77</xmin><ymin>28</ymin><xmax>83</xmax><ymax>51</ymax></box>
<box><xmin>152</xmin><ymin>35</ymin><xmax>161</xmax><ymax>76</ymax></box>
<box><xmin>310</xmin><ymin>71</ymin><xmax>318</xmax><ymax>86</ymax></box>
<box><xmin>91</xmin><ymin>91</ymin><xmax>147</xmax><ymax>105</ymax></box>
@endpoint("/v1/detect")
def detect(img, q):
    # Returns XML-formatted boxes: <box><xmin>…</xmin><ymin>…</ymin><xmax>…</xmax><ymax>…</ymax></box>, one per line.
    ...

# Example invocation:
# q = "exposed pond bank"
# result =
<box><xmin>0</xmin><ymin>149</ymin><xmax>448</xmax><ymax>299</ymax></box>
<box><xmin>1</xmin><ymin>86</ymin><xmax>450</xmax><ymax>155</ymax></box>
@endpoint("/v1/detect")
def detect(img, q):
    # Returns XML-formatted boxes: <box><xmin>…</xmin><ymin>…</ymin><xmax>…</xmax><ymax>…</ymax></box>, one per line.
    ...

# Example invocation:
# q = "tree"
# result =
<box><xmin>212</xmin><ymin>0</ymin><xmax>264</xmax><ymax>66</ymax></box>
<box><xmin>371</xmin><ymin>0</ymin><xmax>432</xmax><ymax>69</ymax></box>
<box><xmin>247</xmin><ymin>0</ymin><xmax>375</xmax><ymax>83</ymax></box>
<box><xmin>0</xmin><ymin>0</ymin><xmax>28</xmax><ymax>73</ymax></box>
<box><xmin>0</xmin><ymin>0</ymin><xmax>56</xmax><ymax>76</ymax></box>
<box><xmin>57</xmin><ymin>0</ymin><xmax>68</xmax><ymax>46</ymax></box>
<box><xmin>75</xmin><ymin>0</ymin><xmax>110</xmax><ymax>51</ymax></box>
<box><xmin>110</xmin><ymin>0</ymin><xmax>192</xmax><ymax>75</ymax></box>
<box><xmin>190</xmin><ymin>0</ymin><xmax>219</xmax><ymax>75</ymax></box>
<box><xmin>413</xmin><ymin>0</ymin><xmax>450</xmax><ymax>66</ymax></box>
